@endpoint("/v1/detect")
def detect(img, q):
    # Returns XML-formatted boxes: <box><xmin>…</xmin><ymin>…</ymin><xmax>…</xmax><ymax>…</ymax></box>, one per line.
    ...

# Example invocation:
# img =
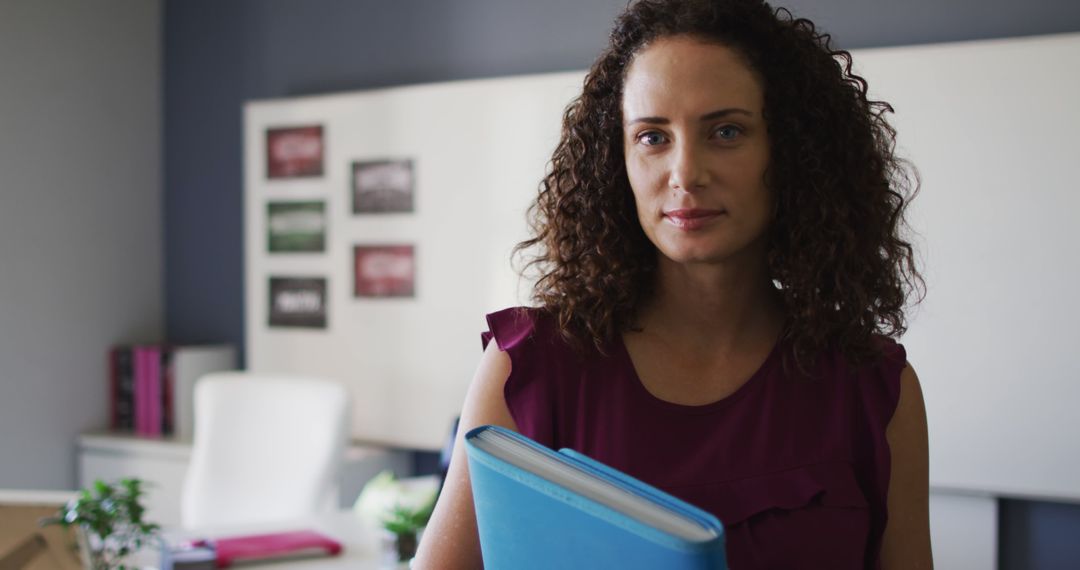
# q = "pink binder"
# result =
<box><xmin>145</xmin><ymin>346</ymin><xmax>161</xmax><ymax>436</ymax></box>
<box><xmin>211</xmin><ymin>530</ymin><xmax>342</xmax><ymax>567</ymax></box>
<box><xmin>133</xmin><ymin>346</ymin><xmax>148</xmax><ymax>434</ymax></box>
<box><xmin>132</xmin><ymin>345</ymin><xmax>162</xmax><ymax>436</ymax></box>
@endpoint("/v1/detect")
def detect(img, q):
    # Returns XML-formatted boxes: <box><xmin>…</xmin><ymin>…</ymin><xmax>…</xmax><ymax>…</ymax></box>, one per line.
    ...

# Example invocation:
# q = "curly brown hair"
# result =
<box><xmin>515</xmin><ymin>0</ymin><xmax>923</xmax><ymax>365</ymax></box>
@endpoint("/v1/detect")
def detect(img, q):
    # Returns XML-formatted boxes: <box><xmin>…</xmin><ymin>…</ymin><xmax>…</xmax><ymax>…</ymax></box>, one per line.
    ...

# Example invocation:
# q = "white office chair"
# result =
<box><xmin>180</xmin><ymin>372</ymin><xmax>349</xmax><ymax>529</ymax></box>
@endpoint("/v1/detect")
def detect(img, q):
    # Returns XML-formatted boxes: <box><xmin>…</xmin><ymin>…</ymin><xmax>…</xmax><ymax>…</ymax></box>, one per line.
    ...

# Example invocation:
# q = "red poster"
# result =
<box><xmin>354</xmin><ymin>245</ymin><xmax>415</xmax><ymax>298</ymax></box>
<box><xmin>266</xmin><ymin>125</ymin><xmax>324</xmax><ymax>179</ymax></box>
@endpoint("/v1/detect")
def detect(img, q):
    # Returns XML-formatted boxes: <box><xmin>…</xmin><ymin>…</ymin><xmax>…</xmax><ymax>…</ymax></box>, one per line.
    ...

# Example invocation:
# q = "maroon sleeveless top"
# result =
<box><xmin>481</xmin><ymin>306</ymin><xmax>906</xmax><ymax>570</ymax></box>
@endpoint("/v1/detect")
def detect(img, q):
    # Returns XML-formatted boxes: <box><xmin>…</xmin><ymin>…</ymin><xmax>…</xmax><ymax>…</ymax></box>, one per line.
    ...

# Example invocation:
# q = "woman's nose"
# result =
<box><xmin>668</xmin><ymin>141</ymin><xmax>708</xmax><ymax>192</ymax></box>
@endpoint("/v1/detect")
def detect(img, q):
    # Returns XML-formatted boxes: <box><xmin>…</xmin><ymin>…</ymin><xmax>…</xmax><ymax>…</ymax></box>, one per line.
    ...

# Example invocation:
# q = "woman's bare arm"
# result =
<box><xmin>880</xmin><ymin>363</ymin><xmax>933</xmax><ymax>569</ymax></box>
<box><xmin>412</xmin><ymin>341</ymin><xmax>517</xmax><ymax>570</ymax></box>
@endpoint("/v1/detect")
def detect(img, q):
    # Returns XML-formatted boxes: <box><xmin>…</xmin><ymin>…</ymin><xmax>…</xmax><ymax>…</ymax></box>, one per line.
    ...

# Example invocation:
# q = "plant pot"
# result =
<box><xmin>379</xmin><ymin>530</ymin><xmax>418</xmax><ymax>569</ymax></box>
<box><xmin>74</xmin><ymin>524</ymin><xmax>150</xmax><ymax>570</ymax></box>
<box><xmin>75</xmin><ymin>525</ymin><xmax>109</xmax><ymax>570</ymax></box>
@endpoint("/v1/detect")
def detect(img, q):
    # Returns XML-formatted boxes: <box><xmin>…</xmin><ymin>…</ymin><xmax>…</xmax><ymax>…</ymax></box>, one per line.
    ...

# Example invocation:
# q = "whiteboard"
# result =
<box><xmin>853</xmin><ymin>33</ymin><xmax>1080</xmax><ymax>501</ymax></box>
<box><xmin>245</xmin><ymin>72</ymin><xmax>585</xmax><ymax>450</ymax></box>
<box><xmin>245</xmin><ymin>33</ymin><xmax>1080</xmax><ymax>501</ymax></box>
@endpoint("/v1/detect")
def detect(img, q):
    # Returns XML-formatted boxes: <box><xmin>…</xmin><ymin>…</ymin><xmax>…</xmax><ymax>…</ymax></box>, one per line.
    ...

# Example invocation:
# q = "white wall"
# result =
<box><xmin>0</xmin><ymin>0</ymin><xmax>162</xmax><ymax>490</ymax></box>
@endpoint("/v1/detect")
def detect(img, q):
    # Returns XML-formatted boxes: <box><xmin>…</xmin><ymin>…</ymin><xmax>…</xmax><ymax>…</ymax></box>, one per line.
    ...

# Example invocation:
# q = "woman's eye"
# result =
<box><xmin>713</xmin><ymin>125</ymin><xmax>742</xmax><ymax>141</ymax></box>
<box><xmin>637</xmin><ymin>131</ymin><xmax>667</xmax><ymax>146</ymax></box>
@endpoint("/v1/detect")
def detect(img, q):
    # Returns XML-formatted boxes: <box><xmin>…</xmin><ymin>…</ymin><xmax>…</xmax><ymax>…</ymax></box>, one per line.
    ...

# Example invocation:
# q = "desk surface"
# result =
<box><xmin>0</xmin><ymin>489</ymin><xmax>76</xmax><ymax>505</ymax></box>
<box><xmin>79</xmin><ymin>431</ymin><xmax>394</xmax><ymax>462</ymax></box>
<box><xmin>130</xmin><ymin>510</ymin><xmax>393</xmax><ymax>569</ymax></box>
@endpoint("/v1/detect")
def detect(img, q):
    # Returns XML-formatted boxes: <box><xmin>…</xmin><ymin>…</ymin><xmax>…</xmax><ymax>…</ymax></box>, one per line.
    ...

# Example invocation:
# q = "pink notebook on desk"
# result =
<box><xmin>212</xmin><ymin>530</ymin><xmax>342</xmax><ymax>567</ymax></box>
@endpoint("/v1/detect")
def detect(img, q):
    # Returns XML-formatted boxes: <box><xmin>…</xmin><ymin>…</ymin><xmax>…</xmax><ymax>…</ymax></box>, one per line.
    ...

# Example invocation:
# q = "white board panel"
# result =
<box><xmin>244</xmin><ymin>73</ymin><xmax>584</xmax><ymax>450</ymax></box>
<box><xmin>853</xmin><ymin>33</ymin><xmax>1080</xmax><ymax>500</ymax></box>
<box><xmin>929</xmin><ymin>491</ymin><xmax>998</xmax><ymax>570</ymax></box>
<box><xmin>245</xmin><ymin>34</ymin><xmax>1080</xmax><ymax>501</ymax></box>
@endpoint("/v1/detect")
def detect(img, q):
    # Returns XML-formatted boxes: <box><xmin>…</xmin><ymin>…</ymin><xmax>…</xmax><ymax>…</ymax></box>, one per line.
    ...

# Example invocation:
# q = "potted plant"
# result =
<box><xmin>380</xmin><ymin>499</ymin><xmax>435</xmax><ymax>565</ymax></box>
<box><xmin>40</xmin><ymin>478</ymin><xmax>159</xmax><ymax>570</ymax></box>
<box><xmin>354</xmin><ymin>471</ymin><xmax>439</xmax><ymax>567</ymax></box>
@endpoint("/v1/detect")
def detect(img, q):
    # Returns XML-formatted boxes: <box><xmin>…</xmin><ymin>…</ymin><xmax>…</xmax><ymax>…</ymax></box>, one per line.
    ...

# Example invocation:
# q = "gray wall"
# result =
<box><xmin>0</xmin><ymin>0</ymin><xmax>162</xmax><ymax>490</ymax></box>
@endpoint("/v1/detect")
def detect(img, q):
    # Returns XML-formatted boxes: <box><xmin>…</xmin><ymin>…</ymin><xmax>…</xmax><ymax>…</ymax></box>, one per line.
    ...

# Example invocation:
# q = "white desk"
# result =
<box><xmin>0</xmin><ymin>490</ymin><xmax>77</xmax><ymax>505</ymax></box>
<box><xmin>128</xmin><ymin>510</ymin><xmax>391</xmax><ymax>570</ymax></box>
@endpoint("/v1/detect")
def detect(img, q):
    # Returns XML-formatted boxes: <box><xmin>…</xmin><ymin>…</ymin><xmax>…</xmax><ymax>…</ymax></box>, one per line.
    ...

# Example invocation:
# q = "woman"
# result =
<box><xmin>416</xmin><ymin>0</ymin><xmax>931</xmax><ymax>568</ymax></box>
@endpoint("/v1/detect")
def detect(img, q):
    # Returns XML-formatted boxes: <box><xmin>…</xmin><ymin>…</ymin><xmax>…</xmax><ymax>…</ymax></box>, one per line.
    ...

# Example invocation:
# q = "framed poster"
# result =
<box><xmin>351</xmin><ymin>159</ymin><xmax>414</xmax><ymax>213</ymax></box>
<box><xmin>267</xmin><ymin>201</ymin><xmax>326</xmax><ymax>253</ymax></box>
<box><xmin>268</xmin><ymin>276</ymin><xmax>327</xmax><ymax>328</ymax></box>
<box><xmin>266</xmin><ymin>125</ymin><xmax>324</xmax><ymax>179</ymax></box>
<box><xmin>354</xmin><ymin>245</ymin><xmax>415</xmax><ymax>298</ymax></box>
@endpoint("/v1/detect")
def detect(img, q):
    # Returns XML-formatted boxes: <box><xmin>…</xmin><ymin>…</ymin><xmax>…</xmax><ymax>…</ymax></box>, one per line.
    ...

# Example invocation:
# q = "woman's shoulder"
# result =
<box><xmin>803</xmin><ymin>334</ymin><xmax>908</xmax><ymax>418</ymax></box>
<box><xmin>812</xmin><ymin>334</ymin><xmax>907</xmax><ymax>378</ymax></box>
<box><xmin>864</xmin><ymin>335</ymin><xmax>908</xmax><ymax>399</ymax></box>
<box><xmin>480</xmin><ymin>306</ymin><xmax>572</xmax><ymax>449</ymax></box>
<box><xmin>481</xmin><ymin>306</ymin><xmax>561</xmax><ymax>353</ymax></box>
<box><xmin>827</xmin><ymin>334</ymin><xmax>909</xmax><ymax>428</ymax></box>
<box><xmin>870</xmin><ymin>334</ymin><xmax>907</xmax><ymax>369</ymax></box>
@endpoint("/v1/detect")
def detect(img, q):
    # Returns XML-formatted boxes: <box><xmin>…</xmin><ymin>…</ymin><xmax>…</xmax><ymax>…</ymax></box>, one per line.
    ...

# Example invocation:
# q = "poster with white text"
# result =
<box><xmin>351</xmin><ymin>159</ymin><xmax>414</xmax><ymax>213</ymax></box>
<box><xmin>266</xmin><ymin>125</ymin><xmax>324</xmax><ymax>179</ymax></box>
<box><xmin>354</xmin><ymin>245</ymin><xmax>415</xmax><ymax>298</ymax></box>
<box><xmin>268</xmin><ymin>277</ymin><xmax>327</xmax><ymax>328</ymax></box>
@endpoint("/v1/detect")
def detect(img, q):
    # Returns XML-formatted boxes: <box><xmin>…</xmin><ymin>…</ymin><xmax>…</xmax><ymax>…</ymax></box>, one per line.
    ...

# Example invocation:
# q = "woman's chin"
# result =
<box><xmin>658</xmin><ymin>242</ymin><xmax>760</xmax><ymax>267</ymax></box>
<box><xmin>659</xmin><ymin>248</ymin><xmax>725</xmax><ymax>266</ymax></box>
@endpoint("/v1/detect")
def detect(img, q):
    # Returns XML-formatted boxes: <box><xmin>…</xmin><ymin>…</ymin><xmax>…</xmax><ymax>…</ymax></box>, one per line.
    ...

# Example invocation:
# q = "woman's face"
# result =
<box><xmin>622</xmin><ymin>35</ymin><xmax>772</xmax><ymax>267</ymax></box>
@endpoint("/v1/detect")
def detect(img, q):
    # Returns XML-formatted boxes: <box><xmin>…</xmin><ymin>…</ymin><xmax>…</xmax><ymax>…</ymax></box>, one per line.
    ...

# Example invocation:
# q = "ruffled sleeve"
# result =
<box><xmin>855</xmin><ymin>336</ymin><xmax>908</xmax><ymax>568</ymax></box>
<box><xmin>480</xmin><ymin>307</ymin><xmax>557</xmax><ymax>449</ymax></box>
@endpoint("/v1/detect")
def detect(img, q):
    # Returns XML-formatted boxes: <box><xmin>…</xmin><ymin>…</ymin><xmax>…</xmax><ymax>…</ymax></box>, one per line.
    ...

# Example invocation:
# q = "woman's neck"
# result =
<box><xmin>635</xmin><ymin>251</ymin><xmax>785</xmax><ymax>354</ymax></box>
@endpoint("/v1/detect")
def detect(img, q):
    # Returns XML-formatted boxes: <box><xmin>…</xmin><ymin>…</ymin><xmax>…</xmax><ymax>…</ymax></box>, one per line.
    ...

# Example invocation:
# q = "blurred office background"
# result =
<box><xmin>1</xmin><ymin>0</ymin><xmax>1079</xmax><ymax>567</ymax></box>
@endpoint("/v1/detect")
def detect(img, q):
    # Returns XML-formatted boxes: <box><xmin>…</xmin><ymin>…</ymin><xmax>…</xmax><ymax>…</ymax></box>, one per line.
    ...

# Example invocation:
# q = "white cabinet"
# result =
<box><xmin>77</xmin><ymin>432</ymin><xmax>411</xmax><ymax>528</ymax></box>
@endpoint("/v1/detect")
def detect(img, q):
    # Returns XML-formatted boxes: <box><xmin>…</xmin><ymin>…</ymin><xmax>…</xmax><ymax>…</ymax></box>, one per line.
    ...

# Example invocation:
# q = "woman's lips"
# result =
<box><xmin>662</xmin><ymin>208</ymin><xmax>726</xmax><ymax>230</ymax></box>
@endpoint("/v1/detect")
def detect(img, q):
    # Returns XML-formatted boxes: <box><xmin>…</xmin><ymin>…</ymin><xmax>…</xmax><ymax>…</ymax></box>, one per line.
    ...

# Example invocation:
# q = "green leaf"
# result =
<box><xmin>40</xmin><ymin>477</ymin><xmax>159</xmax><ymax>561</ymax></box>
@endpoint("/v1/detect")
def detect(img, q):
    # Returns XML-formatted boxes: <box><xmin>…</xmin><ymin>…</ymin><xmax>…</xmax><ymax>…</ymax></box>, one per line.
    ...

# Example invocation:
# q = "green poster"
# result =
<box><xmin>267</xmin><ymin>201</ymin><xmax>326</xmax><ymax>253</ymax></box>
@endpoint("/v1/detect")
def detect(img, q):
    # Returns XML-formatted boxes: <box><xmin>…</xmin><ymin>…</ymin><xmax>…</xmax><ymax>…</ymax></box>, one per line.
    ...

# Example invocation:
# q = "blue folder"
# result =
<box><xmin>465</xmin><ymin>425</ymin><xmax>727</xmax><ymax>569</ymax></box>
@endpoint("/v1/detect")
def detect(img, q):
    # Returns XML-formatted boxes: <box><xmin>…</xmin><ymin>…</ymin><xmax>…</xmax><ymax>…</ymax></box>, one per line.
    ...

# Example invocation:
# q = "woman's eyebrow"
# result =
<box><xmin>624</xmin><ymin>115</ymin><xmax>669</xmax><ymax>127</ymax></box>
<box><xmin>700</xmin><ymin>108</ymin><xmax>754</xmax><ymax>121</ymax></box>
<box><xmin>625</xmin><ymin>107</ymin><xmax>754</xmax><ymax>127</ymax></box>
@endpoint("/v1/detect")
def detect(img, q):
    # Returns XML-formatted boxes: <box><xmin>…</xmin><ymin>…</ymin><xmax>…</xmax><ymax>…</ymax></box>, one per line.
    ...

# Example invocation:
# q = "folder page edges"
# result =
<box><xmin>557</xmin><ymin>447</ymin><xmax>725</xmax><ymax>535</ymax></box>
<box><xmin>465</xmin><ymin>425</ymin><xmax>724</xmax><ymax>554</ymax></box>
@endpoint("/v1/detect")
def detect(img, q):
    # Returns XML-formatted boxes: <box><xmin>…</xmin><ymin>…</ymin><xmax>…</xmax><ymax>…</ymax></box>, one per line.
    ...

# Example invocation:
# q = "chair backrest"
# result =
<box><xmin>180</xmin><ymin>372</ymin><xmax>349</xmax><ymax>529</ymax></box>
